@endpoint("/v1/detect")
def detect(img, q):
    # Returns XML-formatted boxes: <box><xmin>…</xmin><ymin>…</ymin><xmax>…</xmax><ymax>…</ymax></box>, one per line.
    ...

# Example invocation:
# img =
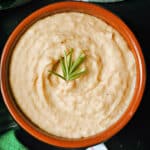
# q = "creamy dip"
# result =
<box><xmin>9</xmin><ymin>12</ymin><xmax>136</xmax><ymax>138</ymax></box>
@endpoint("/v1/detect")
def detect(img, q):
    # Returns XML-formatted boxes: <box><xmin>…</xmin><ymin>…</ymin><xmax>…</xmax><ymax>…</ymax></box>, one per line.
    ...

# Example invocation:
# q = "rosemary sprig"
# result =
<box><xmin>49</xmin><ymin>49</ymin><xmax>87</xmax><ymax>81</ymax></box>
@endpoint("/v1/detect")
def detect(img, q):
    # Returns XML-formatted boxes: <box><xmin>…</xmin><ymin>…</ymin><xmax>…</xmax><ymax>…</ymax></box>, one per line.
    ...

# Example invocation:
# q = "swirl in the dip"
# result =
<box><xmin>9</xmin><ymin>12</ymin><xmax>136</xmax><ymax>138</ymax></box>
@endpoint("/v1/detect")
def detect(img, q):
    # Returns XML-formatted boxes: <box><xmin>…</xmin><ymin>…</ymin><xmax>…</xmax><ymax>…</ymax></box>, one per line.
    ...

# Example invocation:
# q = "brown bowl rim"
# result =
<box><xmin>0</xmin><ymin>1</ymin><xmax>146</xmax><ymax>148</ymax></box>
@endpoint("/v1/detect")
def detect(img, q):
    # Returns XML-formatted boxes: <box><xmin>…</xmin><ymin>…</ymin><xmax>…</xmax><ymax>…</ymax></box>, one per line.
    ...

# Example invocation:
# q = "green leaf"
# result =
<box><xmin>69</xmin><ymin>68</ymin><xmax>87</xmax><ymax>80</ymax></box>
<box><xmin>67</xmin><ymin>48</ymin><xmax>73</xmax><ymax>72</ymax></box>
<box><xmin>64</xmin><ymin>51</ymin><xmax>69</xmax><ymax>80</ymax></box>
<box><xmin>60</xmin><ymin>57</ymin><xmax>66</xmax><ymax>78</ymax></box>
<box><xmin>69</xmin><ymin>52</ymin><xmax>86</xmax><ymax>74</ymax></box>
<box><xmin>49</xmin><ymin>71</ymin><xmax>65</xmax><ymax>80</ymax></box>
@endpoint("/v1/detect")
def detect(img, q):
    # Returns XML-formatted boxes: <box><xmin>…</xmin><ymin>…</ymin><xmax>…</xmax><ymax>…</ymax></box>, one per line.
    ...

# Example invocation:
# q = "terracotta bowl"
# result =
<box><xmin>0</xmin><ymin>2</ymin><xmax>146</xmax><ymax>148</ymax></box>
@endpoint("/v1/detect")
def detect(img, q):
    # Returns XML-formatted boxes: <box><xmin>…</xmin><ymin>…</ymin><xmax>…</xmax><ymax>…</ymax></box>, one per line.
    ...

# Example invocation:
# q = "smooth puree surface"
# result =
<box><xmin>9</xmin><ymin>12</ymin><xmax>136</xmax><ymax>138</ymax></box>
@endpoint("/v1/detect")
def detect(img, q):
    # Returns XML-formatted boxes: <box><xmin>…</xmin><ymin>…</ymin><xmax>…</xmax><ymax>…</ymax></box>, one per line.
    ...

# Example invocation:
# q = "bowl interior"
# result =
<box><xmin>0</xmin><ymin>2</ymin><xmax>146</xmax><ymax>148</ymax></box>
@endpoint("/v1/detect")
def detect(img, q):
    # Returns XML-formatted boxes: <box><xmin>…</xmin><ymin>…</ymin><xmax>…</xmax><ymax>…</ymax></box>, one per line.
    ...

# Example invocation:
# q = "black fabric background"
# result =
<box><xmin>0</xmin><ymin>0</ymin><xmax>150</xmax><ymax>149</ymax></box>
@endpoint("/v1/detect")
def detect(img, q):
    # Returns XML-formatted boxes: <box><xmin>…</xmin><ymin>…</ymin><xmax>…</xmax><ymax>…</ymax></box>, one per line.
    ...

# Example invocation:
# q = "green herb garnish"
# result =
<box><xmin>49</xmin><ymin>49</ymin><xmax>87</xmax><ymax>81</ymax></box>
